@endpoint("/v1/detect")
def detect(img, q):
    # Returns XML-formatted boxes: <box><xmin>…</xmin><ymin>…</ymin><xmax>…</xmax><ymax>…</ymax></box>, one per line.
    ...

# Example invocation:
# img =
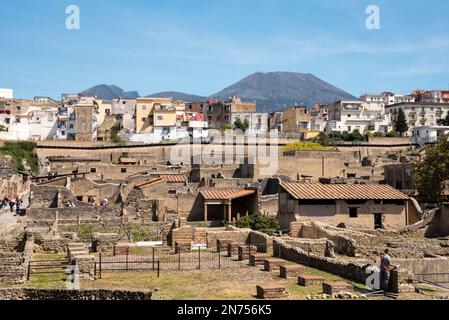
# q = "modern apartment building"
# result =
<box><xmin>153</xmin><ymin>105</ymin><xmax>177</xmax><ymax>140</ymax></box>
<box><xmin>0</xmin><ymin>88</ymin><xmax>13</xmax><ymax>99</ymax></box>
<box><xmin>268</xmin><ymin>112</ymin><xmax>283</xmax><ymax>132</ymax></box>
<box><xmin>231</xmin><ymin>112</ymin><xmax>269</xmax><ymax>134</ymax></box>
<box><xmin>282</xmin><ymin>106</ymin><xmax>311</xmax><ymax>132</ymax></box>
<box><xmin>111</xmin><ymin>98</ymin><xmax>136</xmax><ymax>132</ymax></box>
<box><xmin>418</xmin><ymin>90</ymin><xmax>449</xmax><ymax>104</ymax></box>
<box><xmin>386</xmin><ymin>102</ymin><xmax>449</xmax><ymax>136</ymax></box>
<box><xmin>326</xmin><ymin>100</ymin><xmax>390</xmax><ymax>133</ymax></box>
<box><xmin>136</xmin><ymin>98</ymin><xmax>173</xmax><ymax>134</ymax></box>
<box><xmin>74</xmin><ymin>97</ymin><xmax>99</xmax><ymax>141</ymax></box>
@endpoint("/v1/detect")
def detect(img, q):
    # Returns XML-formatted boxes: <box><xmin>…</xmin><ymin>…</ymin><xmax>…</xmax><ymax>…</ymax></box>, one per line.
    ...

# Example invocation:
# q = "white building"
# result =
<box><xmin>381</xmin><ymin>92</ymin><xmax>415</xmax><ymax>105</ymax></box>
<box><xmin>326</xmin><ymin>100</ymin><xmax>391</xmax><ymax>134</ymax></box>
<box><xmin>411</xmin><ymin>126</ymin><xmax>449</xmax><ymax>144</ymax></box>
<box><xmin>0</xmin><ymin>89</ymin><xmax>13</xmax><ymax>99</ymax></box>
<box><xmin>419</xmin><ymin>90</ymin><xmax>449</xmax><ymax>104</ymax></box>
<box><xmin>231</xmin><ymin>112</ymin><xmax>269</xmax><ymax>134</ymax></box>
<box><xmin>0</xmin><ymin>106</ymin><xmax>58</xmax><ymax>141</ymax></box>
<box><xmin>386</xmin><ymin>102</ymin><xmax>449</xmax><ymax>136</ymax></box>
<box><xmin>177</xmin><ymin>120</ymin><xmax>209</xmax><ymax>140</ymax></box>
<box><xmin>111</xmin><ymin>98</ymin><xmax>136</xmax><ymax>132</ymax></box>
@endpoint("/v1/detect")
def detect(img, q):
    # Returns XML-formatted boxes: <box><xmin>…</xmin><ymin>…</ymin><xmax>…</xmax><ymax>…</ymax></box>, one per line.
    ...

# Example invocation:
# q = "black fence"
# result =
<box><xmin>95</xmin><ymin>242</ymin><xmax>271</xmax><ymax>275</ymax></box>
<box><xmin>27</xmin><ymin>258</ymin><xmax>70</xmax><ymax>280</ymax></box>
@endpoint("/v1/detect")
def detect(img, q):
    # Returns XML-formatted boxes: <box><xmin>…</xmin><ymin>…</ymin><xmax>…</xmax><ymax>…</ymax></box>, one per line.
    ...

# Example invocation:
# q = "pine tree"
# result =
<box><xmin>395</xmin><ymin>109</ymin><xmax>409</xmax><ymax>136</ymax></box>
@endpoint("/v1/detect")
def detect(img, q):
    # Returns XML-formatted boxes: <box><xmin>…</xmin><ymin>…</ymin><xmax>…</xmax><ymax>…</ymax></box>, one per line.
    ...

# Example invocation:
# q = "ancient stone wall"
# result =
<box><xmin>273</xmin><ymin>238</ymin><xmax>368</xmax><ymax>284</ymax></box>
<box><xmin>0</xmin><ymin>288</ymin><xmax>152</xmax><ymax>300</ymax></box>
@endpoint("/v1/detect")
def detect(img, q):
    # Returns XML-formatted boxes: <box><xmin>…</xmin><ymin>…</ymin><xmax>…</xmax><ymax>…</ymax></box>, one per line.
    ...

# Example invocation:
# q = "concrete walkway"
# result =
<box><xmin>0</xmin><ymin>190</ymin><xmax>30</xmax><ymax>235</ymax></box>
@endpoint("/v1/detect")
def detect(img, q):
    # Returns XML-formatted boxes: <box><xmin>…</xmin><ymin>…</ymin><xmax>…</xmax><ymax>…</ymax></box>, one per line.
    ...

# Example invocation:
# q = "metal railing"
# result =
<box><xmin>26</xmin><ymin>258</ymin><xmax>70</xmax><ymax>281</ymax></box>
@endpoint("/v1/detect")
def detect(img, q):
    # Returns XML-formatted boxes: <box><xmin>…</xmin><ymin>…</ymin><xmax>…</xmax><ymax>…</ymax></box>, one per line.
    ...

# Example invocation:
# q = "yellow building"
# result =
<box><xmin>96</xmin><ymin>99</ymin><xmax>112</xmax><ymax>127</ymax></box>
<box><xmin>229</xmin><ymin>96</ymin><xmax>256</xmax><ymax>113</ymax></box>
<box><xmin>153</xmin><ymin>106</ymin><xmax>177</xmax><ymax>127</ymax></box>
<box><xmin>282</xmin><ymin>106</ymin><xmax>312</xmax><ymax>132</ymax></box>
<box><xmin>136</xmin><ymin>98</ymin><xmax>173</xmax><ymax>133</ymax></box>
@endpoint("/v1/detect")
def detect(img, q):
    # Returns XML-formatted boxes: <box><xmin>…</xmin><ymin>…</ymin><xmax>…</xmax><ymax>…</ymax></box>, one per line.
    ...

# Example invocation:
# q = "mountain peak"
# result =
<box><xmin>211</xmin><ymin>71</ymin><xmax>355</xmax><ymax>111</ymax></box>
<box><xmin>145</xmin><ymin>91</ymin><xmax>206</xmax><ymax>102</ymax></box>
<box><xmin>80</xmin><ymin>72</ymin><xmax>355</xmax><ymax>111</ymax></box>
<box><xmin>80</xmin><ymin>85</ymin><xmax>140</xmax><ymax>100</ymax></box>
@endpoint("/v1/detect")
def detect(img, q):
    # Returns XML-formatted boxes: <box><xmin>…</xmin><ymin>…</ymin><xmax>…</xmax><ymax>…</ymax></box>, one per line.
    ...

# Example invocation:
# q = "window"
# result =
<box><xmin>69</xmin><ymin>124</ymin><xmax>74</xmax><ymax>129</ymax></box>
<box><xmin>121</xmin><ymin>168</ymin><xmax>127</xmax><ymax>173</ymax></box>
<box><xmin>90</xmin><ymin>168</ymin><xmax>96</xmax><ymax>173</ymax></box>
<box><xmin>142</xmin><ymin>105</ymin><xmax>147</xmax><ymax>110</ymax></box>
<box><xmin>349</xmin><ymin>207</ymin><xmax>358</xmax><ymax>218</ymax></box>
<box><xmin>157</xmin><ymin>115</ymin><xmax>163</xmax><ymax>120</ymax></box>
<box><xmin>5</xmin><ymin>118</ymin><xmax>10</xmax><ymax>125</ymax></box>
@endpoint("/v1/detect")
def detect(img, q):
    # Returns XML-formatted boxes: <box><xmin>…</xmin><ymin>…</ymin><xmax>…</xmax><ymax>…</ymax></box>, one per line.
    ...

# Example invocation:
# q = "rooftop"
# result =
<box><xmin>200</xmin><ymin>188</ymin><xmax>255</xmax><ymax>201</ymax></box>
<box><xmin>280</xmin><ymin>183</ymin><xmax>408</xmax><ymax>200</ymax></box>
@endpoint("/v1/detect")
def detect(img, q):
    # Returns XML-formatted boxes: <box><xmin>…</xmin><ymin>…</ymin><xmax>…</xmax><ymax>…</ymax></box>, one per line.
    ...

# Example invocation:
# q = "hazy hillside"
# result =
<box><xmin>80</xmin><ymin>72</ymin><xmax>355</xmax><ymax>111</ymax></box>
<box><xmin>211</xmin><ymin>72</ymin><xmax>356</xmax><ymax>112</ymax></box>
<box><xmin>80</xmin><ymin>85</ymin><xmax>139</xmax><ymax>100</ymax></box>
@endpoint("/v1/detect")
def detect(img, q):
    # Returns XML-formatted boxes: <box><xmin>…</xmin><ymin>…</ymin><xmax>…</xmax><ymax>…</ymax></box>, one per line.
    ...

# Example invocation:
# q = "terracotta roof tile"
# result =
<box><xmin>134</xmin><ymin>177</ymin><xmax>164</xmax><ymax>189</ymax></box>
<box><xmin>200</xmin><ymin>188</ymin><xmax>255</xmax><ymax>201</ymax></box>
<box><xmin>280</xmin><ymin>183</ymin><xmax>408</xmax><ymax>200</ymax></box>
<box><xmin>160</xmin><ymin>175</ymin><xmax>187</xmax><ymax>183</ymax></box>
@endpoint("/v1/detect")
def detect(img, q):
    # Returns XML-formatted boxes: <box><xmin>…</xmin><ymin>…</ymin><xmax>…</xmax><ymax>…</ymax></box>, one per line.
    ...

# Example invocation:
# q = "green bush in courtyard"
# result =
<box><xmin>234</xmin><ymin>212</ymin><xmax>280</xmax><ymax>235</ymax></box>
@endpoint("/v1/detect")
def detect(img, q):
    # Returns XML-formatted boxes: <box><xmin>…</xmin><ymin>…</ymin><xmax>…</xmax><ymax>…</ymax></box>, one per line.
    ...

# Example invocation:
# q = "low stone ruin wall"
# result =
<box><xmin>280</xmin><ymin>238</ymin><xmax>331</xmax><ymax>256</ymax></box>
<box><xmin>205</xmin><ymin>227</ymin><xmax>251</xmax><ymax>247</ymax></box>
<box><xmin>273</xmin><ymin>238</ymin><xmax>369</xmax><ymax>284</ymax></box>
<box><xmin>28</xmin><ymin>207</ymin><xmax>122</xmax><ymax>226</ymax></box>
<box><xmin>248</xmin><ymin>230</ymin><xmax>273</xmax><ymax>253</ymax></box>
<box><xmin>92</xmin><ymin>233</ymin><xmax>120</xmax><ymax>252</ymax></box>
<box><xmin>0</xmin><ymin>239</ymin><xmax>21</xmax><ymax>252</ymax></box>
<box><xmin>396</xmin><ymin>257</ymin><xmax>449</xmax><ymax>280</ymax></box>
<box><xmin>0</xmin><ymin>288</ymin><xmax>152</xmax><ymax>300</ymax></box>
<box><xmin>0</xmin><ymin>233</ymin><xmax>33</xmax><ymax>285</ymax></box>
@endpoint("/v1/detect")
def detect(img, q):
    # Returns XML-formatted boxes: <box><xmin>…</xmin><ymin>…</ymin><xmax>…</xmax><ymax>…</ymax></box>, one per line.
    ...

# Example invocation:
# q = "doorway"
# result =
<box><xmin>374</xmin><ymin>213</ymin><xmax>383</xmax><ymax>229</ymax></box>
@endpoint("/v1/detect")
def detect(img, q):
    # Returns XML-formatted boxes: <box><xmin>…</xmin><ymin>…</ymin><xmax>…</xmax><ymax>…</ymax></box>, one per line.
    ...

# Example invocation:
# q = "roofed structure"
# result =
<box><xmin>200</xmin><ymin>188</ymin><xmax>256</xmax><ymax>201</ymax></box>
<box><xmin>279</xmin><ymin>183</ymin><xmax>408</xmax><ymax>200</ymax></box>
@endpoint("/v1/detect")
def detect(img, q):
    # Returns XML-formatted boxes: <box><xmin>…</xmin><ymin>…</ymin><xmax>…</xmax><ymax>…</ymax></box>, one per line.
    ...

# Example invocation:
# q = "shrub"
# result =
<box><xmin>283</xmin><ymin>141</ymin><xmax>327</xmax><ymax>152</ymax></box>
<box><xmin>0</xmin><ymin>141</ymin><xmax>38</xmax><ymax>173</ymax></box>
<box><xmin>234</xmin><ymin>212</ymin><xmax>280</xmax><ymax>235</ymax></box>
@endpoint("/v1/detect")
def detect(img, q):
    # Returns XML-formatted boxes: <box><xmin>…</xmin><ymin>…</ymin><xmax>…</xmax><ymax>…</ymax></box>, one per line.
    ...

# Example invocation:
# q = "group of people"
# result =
<box><xmin>0</xmin><ymin>196</ymin><xmax>23</xmax><ymax>215</ymax></box>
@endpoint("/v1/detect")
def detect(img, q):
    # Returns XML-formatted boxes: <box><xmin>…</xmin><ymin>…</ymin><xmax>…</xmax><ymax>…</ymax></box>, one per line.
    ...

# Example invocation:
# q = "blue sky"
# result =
<box><xmin>1</xmin><ymin>0</ymin><xmax>449</xmax><ymax>99</ymax></box>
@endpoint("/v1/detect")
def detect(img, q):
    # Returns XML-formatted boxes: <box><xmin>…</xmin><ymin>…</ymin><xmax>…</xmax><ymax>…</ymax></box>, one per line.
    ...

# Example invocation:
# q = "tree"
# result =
<box><xmin>415</xmin><ymin>134</ymin><xmax>449</xmax><ymax>201</ymax></box>
<box><xmin>438</xmin><ymin>113</ymin><xmax>449</xmax><ymax>126</ymax></box>
<box><xmin>233</xmin><ymin>118</ymin><xmax>250</xmax><ymax>133</ymax></box>
<box><xmin>395</xmin><ymin>109</ymin><xmax>409</xmax><ymax>136</ymax></box>
<box><xmin>314</xmin><ymin>132</ymin><xmax>332</xmax><ymax>146</ymax></box>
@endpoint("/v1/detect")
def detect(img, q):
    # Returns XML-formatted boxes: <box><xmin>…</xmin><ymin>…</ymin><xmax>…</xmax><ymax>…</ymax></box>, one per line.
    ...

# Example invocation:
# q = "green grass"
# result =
<box><xmin>20</xmin><ymin>253</ymin><xmax>371</xmax><ymax>300</ymax></box>
<box><xmin>0</xmin><ymin>141</ymin><xmax>38</xmax><ymax>173</ymax></box>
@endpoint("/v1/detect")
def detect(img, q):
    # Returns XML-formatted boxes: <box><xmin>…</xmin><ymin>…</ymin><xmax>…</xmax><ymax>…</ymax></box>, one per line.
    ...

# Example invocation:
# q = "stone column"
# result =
<box><xmin>204</xmin><ymin>203</ymin><xmax>208</xmax><ymax>222</ymax></box>
<box><xmin>227</xmin><ymin>203</ymin><xmax>232</xmax><ymax>223</ymax></box>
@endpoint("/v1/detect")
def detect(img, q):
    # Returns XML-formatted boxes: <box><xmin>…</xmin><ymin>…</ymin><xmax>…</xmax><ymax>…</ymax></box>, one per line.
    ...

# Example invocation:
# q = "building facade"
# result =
<box><xmin>278</xmin><ymin>182</ymin><xmax>419</xmax><ymax>230</ymax></box>
<box><xmin>0</xmin><ymin>88</ymin><xmax>13</xmax><ymax>99</ymax></box>
<box><xmin>326</xmin><ymin>100</ymin><xmax>390</xmax><ymax>134</ymax></box>
<box><xmin>231</xmin><ymin>112</ymin><xmax>268</xmax><ymax>134</ymax></box>
<box><xmin>386</xmin><ymin>102</ymin><xmax>449</xmax><ymax>136</ymax></box>
<box><xmin>282</xmin><ymin>106</ymin><xmax>311</xmax><ymax>132</ymax></box>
